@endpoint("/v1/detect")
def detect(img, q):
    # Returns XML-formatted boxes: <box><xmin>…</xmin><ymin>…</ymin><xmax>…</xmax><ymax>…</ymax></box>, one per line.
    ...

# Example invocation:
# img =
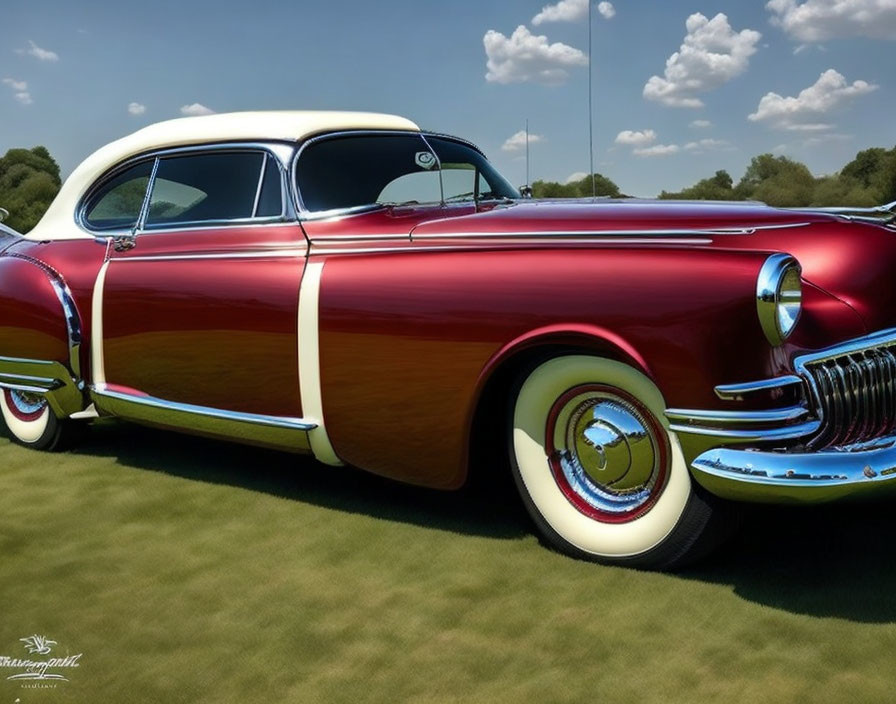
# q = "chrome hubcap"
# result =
<box><xmin>9</xmin><ymin>390</ymin><xmax>46</xmax><ymax>415</ymax></box>
<box><xmin>548</xmin><ymin>385</ymin><xmax>668</xmax><ymax>522</ymax></box>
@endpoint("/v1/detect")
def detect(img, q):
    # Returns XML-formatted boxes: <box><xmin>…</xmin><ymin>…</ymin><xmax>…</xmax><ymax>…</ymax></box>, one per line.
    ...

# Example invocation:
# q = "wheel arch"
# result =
<box><xmin>462</xmin><ymin>324</ymin><xmax>655</xmax><ymax>488</ymax></box>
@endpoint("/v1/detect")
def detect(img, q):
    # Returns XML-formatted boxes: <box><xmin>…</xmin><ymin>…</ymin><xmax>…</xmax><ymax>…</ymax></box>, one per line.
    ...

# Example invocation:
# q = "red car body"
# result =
<box><xmin>2</xmin><ymin>111</ymin><xmax>895</xmax><ymax>567</ymax></box>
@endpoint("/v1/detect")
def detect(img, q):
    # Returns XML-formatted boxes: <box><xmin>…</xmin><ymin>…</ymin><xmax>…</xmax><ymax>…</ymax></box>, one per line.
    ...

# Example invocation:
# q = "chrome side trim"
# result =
<box><xmin>111</xmin><ymin>248</ymin><xmax>307</xmax><ymax>263</ymax></box>
<box><xmin>669</xmin><ymin>420</ymin><xmax>820</xmax><ymax>442</ymax></box>
<box><xmin>715</xmin><ymin>375</ymin><xmax>804</xmax><ymax>401</ymax></box>
<box><xmin>91</xmin><ymin>385</ymin><xmax>316</xmax><ymax>452</ymax></box>
<box><xmin>92</xmin><ymin>385</ymin><xmax>316</xmax><ymax>430</ymax></box>
<box><xmin>308</xmin><ymin>240</ymin><xmax>714</xmax><ymax>256</ymax></box>
<box><xmin>666</xmin><ymin>406</ymin><xmax>810</xmax><ymax>425</ymax></box>
<box><xmin>691</xmin><ymin>437</ymin><xmax>896</xmax><ymax>503</ymax></box>
<box><xmin>0</xmin><ymin>357</ymin><xmax>83</xmax><ymax>417</ymax></box>
<box><xmin>410</xmin><ymin>224</ymin><xmax>810</xmax><ymax>240</ymax></box>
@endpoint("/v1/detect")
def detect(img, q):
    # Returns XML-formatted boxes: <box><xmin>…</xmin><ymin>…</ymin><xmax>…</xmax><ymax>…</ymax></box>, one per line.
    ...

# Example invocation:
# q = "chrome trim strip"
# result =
<box><xmin>666</xmin><ymin>405</ymin><xmax>810</xmax><ymax>425</ymax></box>
<box><xmin>691</xmin><ymin>436</ymin><xmax>896</xmax><ymax>502</ymax></box>
<box><xmin>91</xmin><ymin>385</ymin><xmax>317</xmax><ymax>431</ymax></box>
<box><xmin>411</xmin><ymin>226</ymin><xmax>804</xmax><ymax>240</ymax></box>
<box><xmin>0</xmin><ymin>357</ymin><xmax>85</xmax><ymax>417</ymax></box>
<box><xmin>715</xmin><ymin>375</ymin><xmax>804</xmax><ymax>401</ymax></box>
<box><xmin>135</xmin><ymin>157</ymin><xmax>160</xmax><ymax>231</ymax></box>
<box><xmin>669</xmin><ymin>420</ymin><xmax>820</xmax><ymax>442</ymax></box>
<box><xmin>113</xmin><ymin>248</ymin><xmax>308</xmax><ymax>262</ymax></box>
<box><xmin>0</xmin><ymin>371</ymin><xmax>63</xmax><ymax>391</ymax></box>
<box><xmin>794</xmin><ymin>328</ymin><xmax>896</xmax><ymax>368</ymax></box>
<box><xmin>308</xmin><ymin>240</ymin><xmax>714</xmax><ymax>256</ymax></box>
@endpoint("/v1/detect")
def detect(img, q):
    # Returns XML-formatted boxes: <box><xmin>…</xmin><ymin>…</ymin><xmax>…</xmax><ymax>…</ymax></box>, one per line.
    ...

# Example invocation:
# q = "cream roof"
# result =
<box><xmin>27</xmin><ymin>110</ymin><xmax>420</xmax><ymax>241</ymax></box>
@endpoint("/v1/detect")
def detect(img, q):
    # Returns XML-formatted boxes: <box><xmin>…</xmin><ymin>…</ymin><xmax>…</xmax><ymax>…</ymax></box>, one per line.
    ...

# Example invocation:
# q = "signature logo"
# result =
<box><xmin>0</xmin><ymin>635</ymin><xmax>82</xmax><ymax>685</ymax></box>
<box><xmin>19</xmin><ymin>636</ymin><xmax>56</xmax><ymax>656</ymax></box>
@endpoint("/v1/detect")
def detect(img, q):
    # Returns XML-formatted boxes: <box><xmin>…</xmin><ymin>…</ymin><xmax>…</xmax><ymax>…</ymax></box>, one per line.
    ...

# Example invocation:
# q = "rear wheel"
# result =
<box><xmin>0</xmin><ymin>389</ymin><xmax>67</xmax><ymax>450</ymax></box>
<box><xmin>509</xmin><ymin>355</ymin><xmax>731</xmax><ymax>570</ymax></box>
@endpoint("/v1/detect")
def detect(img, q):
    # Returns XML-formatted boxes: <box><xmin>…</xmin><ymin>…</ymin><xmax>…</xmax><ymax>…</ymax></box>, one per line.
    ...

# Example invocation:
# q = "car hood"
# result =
<box><xmin>409</xmin><ymin>199</ymin><xmax>896</xmax><ymax>336</ymax></box>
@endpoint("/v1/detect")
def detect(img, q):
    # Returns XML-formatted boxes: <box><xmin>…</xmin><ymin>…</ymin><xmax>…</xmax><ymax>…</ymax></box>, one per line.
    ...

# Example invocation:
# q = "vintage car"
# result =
<box><xmin>2</xmin><ymin>111</ymin><xmax>896</xmax><ymax>569</ymax></box>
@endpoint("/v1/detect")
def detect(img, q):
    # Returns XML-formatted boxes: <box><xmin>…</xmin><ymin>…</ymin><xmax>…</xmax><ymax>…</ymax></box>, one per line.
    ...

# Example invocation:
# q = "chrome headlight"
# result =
<box><xmin>757</xmin><ymin>253</ymin><xmax>802</xmax><ymax>346</ymax></box>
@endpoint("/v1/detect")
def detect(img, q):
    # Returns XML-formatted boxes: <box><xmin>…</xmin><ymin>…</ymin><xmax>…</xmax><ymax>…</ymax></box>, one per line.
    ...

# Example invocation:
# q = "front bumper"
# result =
<box><xmin>689</xmin><ymin>440</ymin><xmax>896</xmax><ymax>503</ymax></box>
<box><xmin>667</xmin><ymin>327</ymin><xmax>896</xmax><ymax>503</ymax></box>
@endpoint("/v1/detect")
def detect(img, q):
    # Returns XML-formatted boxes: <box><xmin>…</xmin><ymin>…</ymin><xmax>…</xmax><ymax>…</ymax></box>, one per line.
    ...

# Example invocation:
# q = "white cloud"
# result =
<box><xmin>748</xmin><ymin>69</ymin><xmax>877</xmax><ymax>130</ymax></box>
<box><xmin>502</xmin><ymin>130</ymin><xmax>544</xmax><ymax>152</ymax></box>
<box><xmin>643</xmin><ymin>13</ymin><xmax>761</xmax><ymax>108</ymax></box>
<box><xmin>532</xmin><ymin>0</ymin><xmax>587</xmax><ymax>25</ymax></box>
<box><xmin>2</xmin><ymin>78</ymin><xmax>32</xmax><ymax>105</ymax></box>
<box><xmin>24</xmin><ymin>40</ymin><xmax>58</xmax><ymax>61</ymax></box>
<box><xmin>180</xmin><ymin>102</ymin><xmax>214</xmax><ymax>116</ymax></box>
<box><xmin>614</xmin><ymin>129</ymin><xmax>657</xmax><ymax>146</ymax></box>
<box><xmin>127</xmin><ymin>102</ymin><xmax>146</xmax><ymax>116</ymax></box>
<box><xmin>767</xmin><ymin>0</ymin><xmax>896</xmax><ymax>41</ymax></box>
<box><xmin>683</xmin><ymin>138</ymin><xmax>731</xmax><ymax>152</ymax></box>
<box><xmin>634</xmin><ymin>144</ymin><xmax>681</xmax><ymax>157</ymax></box>
<box><xmin>3</xmin><ymin>78</ymin><xmax>27</xmax><ymax>92</ymax></box>
<box><xmin>532</xmin><ymin>0</ymin><xmax>615</xmax><ymax>24</ymax></box>
<box><xmin>484</xmin><ymin>25</ymin><xmax>587</xmax><ymax>84</ymax></box>
<box><xmin>565</xmin><ymin>171</ymin><xmax>589</xmax><ymax>183</ymax></box>
<box><xmin>598</xmin><ymin>2</ymin><xmax>616</xmax><ymax>19</ymax></box>
<box><xmin>690</xmin><ymin>119</ymin><xmax>713</xmax><ymax>128</ymax></box>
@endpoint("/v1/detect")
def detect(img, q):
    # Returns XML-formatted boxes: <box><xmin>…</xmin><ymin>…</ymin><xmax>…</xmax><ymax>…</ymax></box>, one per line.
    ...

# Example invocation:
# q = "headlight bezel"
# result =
<box><xmin>757</xmin><ymin>253</ymin><xmax>802</xmax><ymax>346</ymax></box>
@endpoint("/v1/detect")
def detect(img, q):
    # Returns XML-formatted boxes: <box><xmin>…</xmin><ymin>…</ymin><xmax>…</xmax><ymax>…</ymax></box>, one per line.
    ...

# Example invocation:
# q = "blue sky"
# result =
<box><xmin>2</xmin><ymin>0</ymin><xmax>894</xmax><ymax>197</ymax></box>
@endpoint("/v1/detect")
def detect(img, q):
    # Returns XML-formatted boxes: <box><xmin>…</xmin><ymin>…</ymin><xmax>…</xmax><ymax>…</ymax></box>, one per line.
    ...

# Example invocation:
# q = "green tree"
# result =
<box><xmin>531</xmin><ymin>173</ymin><xmax>620</xmax><ymax>199</ymax></box>
<box><xmin>734</xmin><ymin>154</ymin><xmax>816</xmax><ymax>206</ymax></box>
<box><xmin>658</xmin><ymin>170</ymin><xmax>739</xmax><ymax>201</ymax></box>
<box><xmin>0</xmin><ymin>146</ymin><xmax>62</xmax><ymax>233</ymax></box>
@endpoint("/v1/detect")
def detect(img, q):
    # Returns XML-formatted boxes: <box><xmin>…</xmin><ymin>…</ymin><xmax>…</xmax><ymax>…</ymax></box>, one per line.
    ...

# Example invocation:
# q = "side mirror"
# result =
<box><xmin>519</xmin><ymin>185</ymin><xmax>533</xmax><ymax>199</ymax></box>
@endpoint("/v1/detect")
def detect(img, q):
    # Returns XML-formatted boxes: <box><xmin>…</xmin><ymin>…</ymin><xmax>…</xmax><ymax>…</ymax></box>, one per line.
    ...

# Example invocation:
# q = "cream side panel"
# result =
<box><xmin>91</xmin><ymin>260</ymin><xmax>110</xmax><ymax>386</ymax></box>
<box><xmin>298</xmin><ymin>259</ymin><xmax>343</xmax><ymax>466</ymax></box>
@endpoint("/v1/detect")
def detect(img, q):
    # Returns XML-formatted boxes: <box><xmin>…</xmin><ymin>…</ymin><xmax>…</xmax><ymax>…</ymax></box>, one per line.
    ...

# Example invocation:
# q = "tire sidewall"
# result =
<box><xmin>511</xmin><ymin>355</ymin><xmax>692</xmax><ymax>560</ymax></box>
<box><xmin>0</xmin><ymin>390</ymin><xmax>57</xmax><ymax>448</ymax></box>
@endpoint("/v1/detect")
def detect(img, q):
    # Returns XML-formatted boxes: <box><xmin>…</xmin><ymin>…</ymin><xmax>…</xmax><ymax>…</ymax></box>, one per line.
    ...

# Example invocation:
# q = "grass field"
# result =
<box><xmin>2</xmin><ymin>420</ymin><xmax>896</xmax><ymax>703</ymax></box>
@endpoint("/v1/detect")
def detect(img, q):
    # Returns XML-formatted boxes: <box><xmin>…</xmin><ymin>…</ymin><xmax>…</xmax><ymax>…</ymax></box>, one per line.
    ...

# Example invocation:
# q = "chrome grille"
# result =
<box><xmin>798</xmin><ymin>338</ymin><xmax>896</xmax><ymax>448</ymax></box>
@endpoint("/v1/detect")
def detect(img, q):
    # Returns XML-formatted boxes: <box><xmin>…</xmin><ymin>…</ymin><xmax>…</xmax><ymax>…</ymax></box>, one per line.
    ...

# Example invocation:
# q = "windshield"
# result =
<box><xmin>294</xmin><ymin>133</ymin><xmax>519</xmax><ymax>213</ymax></box>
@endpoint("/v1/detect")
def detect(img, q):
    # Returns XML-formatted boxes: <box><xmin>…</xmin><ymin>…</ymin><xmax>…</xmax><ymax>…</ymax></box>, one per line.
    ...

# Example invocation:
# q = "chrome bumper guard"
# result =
<box><xmin>690</xmin><ymin>439</ymin><xmax>896</xmax><ymax>503</ymax></box>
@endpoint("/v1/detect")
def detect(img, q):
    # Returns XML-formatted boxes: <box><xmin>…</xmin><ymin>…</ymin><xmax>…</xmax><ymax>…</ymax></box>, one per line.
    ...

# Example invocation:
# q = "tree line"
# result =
<box><xmin>2</xmin><ymin>144</ymin><xmax>895</xmax><ymax>234</ymax></box>
<box><xmin>532</xmin><ymin>146</ymin><xmax>896</xmax><ymax>207</ymax></box>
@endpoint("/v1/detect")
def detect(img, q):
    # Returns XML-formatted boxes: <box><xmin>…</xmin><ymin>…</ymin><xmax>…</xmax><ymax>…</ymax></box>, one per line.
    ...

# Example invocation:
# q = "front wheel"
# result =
<box><xmin>510</xmin><ymin>355</ymin><xmax>731</xmax><ymax>570</ymax></box>
<box><xmin>0</xmin><ymin>389</ymin><xmax>67</xmax><ymax>451</ymax></box>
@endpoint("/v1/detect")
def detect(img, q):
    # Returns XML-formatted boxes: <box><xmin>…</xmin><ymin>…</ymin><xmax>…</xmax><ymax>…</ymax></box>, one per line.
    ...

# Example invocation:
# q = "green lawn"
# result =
<box><xmin>2</xmin><ymin>421</ymin><xmax>895</xmax><ymax>703</ymax></box>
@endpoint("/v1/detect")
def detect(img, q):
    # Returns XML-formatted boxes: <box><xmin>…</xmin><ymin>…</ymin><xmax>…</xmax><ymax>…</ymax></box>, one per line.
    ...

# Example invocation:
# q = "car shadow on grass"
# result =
<box><xmin>39</xmin><ymin>420</ymin><xmax>896</xmax><ymax>623</ymax></box>
<box><xmin>67</xmin><ymin>420</ymin><xmax>530</xmax><ymax>542</ymax></box>
<box><xmin>682</xmin><ymin>501</ymin><xmax>896</xmax><ymax>623</ymax></box>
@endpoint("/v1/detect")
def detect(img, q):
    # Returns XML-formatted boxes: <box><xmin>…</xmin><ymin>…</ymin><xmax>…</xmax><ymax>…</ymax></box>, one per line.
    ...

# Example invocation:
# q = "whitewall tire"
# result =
<box><xmin>0</xmin><ymin>389</ymin><xmax>65</xmax><ymax>450</ymax></box>
<box><xmin>510</xmin><ymin>355</ymin><xmax>725</xmax><ymax>569</ymax></box>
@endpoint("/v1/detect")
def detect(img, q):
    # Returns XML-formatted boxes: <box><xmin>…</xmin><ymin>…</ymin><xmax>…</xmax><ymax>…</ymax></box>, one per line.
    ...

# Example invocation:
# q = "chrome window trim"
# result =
<box><xmin>251</xmin><ymin>152</ymin><xmax>268</xmax><ymax>218</ymax></box>
<box><xmin>291</xmin><ymin>129</ymin><xmax>491</xmax><ymax>220</ymax></box>
<box><xmin>77</xmin><ymin>141</ymin><xmax>297</xmax><ymax>238</ymax></box>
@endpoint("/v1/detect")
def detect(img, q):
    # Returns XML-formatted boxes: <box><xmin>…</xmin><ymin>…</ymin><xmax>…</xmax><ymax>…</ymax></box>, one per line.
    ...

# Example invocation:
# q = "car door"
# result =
<box><xmin>85</xmin><ymin>146</ymin><xmax>308</xmax><ymax>428</ymax></box>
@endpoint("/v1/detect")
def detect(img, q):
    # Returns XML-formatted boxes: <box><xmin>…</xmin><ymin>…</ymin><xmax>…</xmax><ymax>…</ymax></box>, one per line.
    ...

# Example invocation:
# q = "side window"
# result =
<box><xmin>82</xmin><ymin>160</ymin><xmax>153</xmax><ymax>231</ymax></box>
<box><xmin>145</xmin><ymin>152</ymin><xmax>266</xmax><ymax>227</ymax></box>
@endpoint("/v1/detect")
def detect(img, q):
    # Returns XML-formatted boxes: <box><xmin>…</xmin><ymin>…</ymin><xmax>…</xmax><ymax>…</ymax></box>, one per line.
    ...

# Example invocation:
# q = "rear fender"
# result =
<box><xmin>0</xmin><ymin>253</ymin><xmax>85</xmax><ymax>417</ymax></box>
